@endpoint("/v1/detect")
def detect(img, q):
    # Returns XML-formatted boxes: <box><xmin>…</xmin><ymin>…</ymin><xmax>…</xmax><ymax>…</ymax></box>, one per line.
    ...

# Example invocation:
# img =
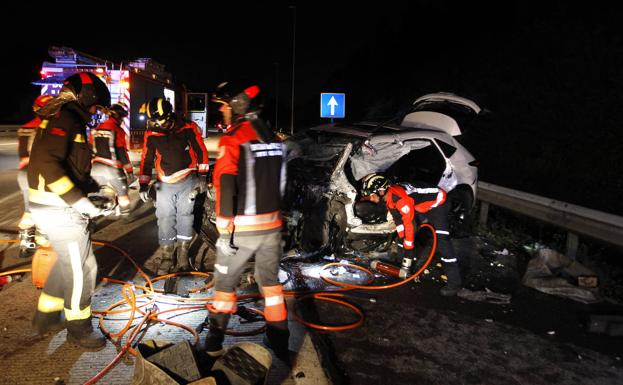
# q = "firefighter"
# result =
<box><xmin>16</xmin><ymin>94</ymin><xmax>53</xmax><ymax>258</ymax></box>
<box><xmin>28</xmin><ymin>72</ymin><xmax>112</xmax><ymax>349</ymax></box>
<box><xmin>138</xmin><ymin>97</ymin><xmax>209</xmax><ymax>275</ymax></box>
<box><xmin>361</xmin><ymin>174</ymin><xmax>463</xmax><ymax>296</ymax></box>
<box><xmin>90</xmin><ymin>102</ymin><xmax>134</xmax><ymax>215</ymax></box>
<box><xmin>203</xmin><ymin>81</ymin><xmax>291</xmax><ymax>364</ymax></box>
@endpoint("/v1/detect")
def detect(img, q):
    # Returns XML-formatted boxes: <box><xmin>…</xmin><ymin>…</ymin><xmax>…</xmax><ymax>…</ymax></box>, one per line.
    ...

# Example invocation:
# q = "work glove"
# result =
<box><xmin>72</xmin><ymin>197</ymin><xmax>113</xmax><ymax>219</ymax></box>
<box><xmin>139</xmin><ymin>184</ymin><xmax>151</xmax><ymax>202</ymax></box>
<box><xmin>215</xmin><ymin>237</ymin><xmax>238</xmax><ymax>258</ymax></box>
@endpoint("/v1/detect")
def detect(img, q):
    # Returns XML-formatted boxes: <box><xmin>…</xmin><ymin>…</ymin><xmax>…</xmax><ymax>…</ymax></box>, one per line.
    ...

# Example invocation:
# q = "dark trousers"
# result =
<box><xmin>30</xmin><ymin>205</ymin><xmax>97</xmax><ymax>320</ymax></box>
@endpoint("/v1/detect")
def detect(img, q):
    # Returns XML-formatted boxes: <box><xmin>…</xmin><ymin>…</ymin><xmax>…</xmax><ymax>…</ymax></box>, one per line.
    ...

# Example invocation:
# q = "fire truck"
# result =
<box><xmin>34</xmin><ymin>46</ymin><xmax>208</xmax><ymax>148</ymax></box>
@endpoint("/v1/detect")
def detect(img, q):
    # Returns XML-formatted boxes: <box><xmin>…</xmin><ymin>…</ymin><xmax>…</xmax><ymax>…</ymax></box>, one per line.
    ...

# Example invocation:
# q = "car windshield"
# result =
<box><xmin>287</xmin><ymin>132</ymin><xmax>357</xmax><ymax>172</ymax></box>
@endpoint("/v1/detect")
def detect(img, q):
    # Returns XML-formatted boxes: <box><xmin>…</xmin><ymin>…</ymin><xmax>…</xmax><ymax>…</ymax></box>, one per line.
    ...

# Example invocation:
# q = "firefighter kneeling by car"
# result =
<box><xmin>28</xmin><ymin>73</ymin><xmax>113</xmax><ymax>349</ymax></box>
<box><xmin>361</xmin><ymin>173</ymin><xmax>464</xmax><ymax>296</ymax></box>
<box><xmin>139</xmin><ymin>97</ymin><xmax>209</xmax><ymax>275</ymax></box>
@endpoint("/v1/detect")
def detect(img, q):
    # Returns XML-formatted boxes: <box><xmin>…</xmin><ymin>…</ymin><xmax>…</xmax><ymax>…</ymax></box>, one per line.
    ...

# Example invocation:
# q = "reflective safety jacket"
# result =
<box><xmin>139</xmin><ymin>120</ymin><xmax>209</xmax><ymax>185</ymax></box>
<box><xmin>27</xmin><ymin>103</ymin><xmax>97</xmax><ymax>207</ymax></box>
<box><xmin>385</xmin><ymin>183</ymin><xmax>447</xmax><ymax>250</ymax></box>
<box><xmin>90</xmin><ymin>118</ymin><xmax>133</xmax><ymax>174</ymax></box>
<box><xmin>213</xmin><ymin>119</ymin><xmax>286</xmax><ymax>235</ymax></box>
<box><xmin>17</xmin><ymin>117</ymin><xmax>42</xmax><ymax>169</ymax></box>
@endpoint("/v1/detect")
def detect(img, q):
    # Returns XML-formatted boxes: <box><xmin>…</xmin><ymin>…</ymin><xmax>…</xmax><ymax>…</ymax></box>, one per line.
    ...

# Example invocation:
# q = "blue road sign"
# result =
<box><xmin>320</xmin><ymin>93</ymin><xmax>345</xmax><ymax>118</ymax></box>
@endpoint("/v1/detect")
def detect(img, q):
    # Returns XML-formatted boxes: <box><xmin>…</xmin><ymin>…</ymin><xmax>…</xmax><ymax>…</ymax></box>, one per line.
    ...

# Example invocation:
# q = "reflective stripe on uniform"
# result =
<box><xmin>64</xmin><ymin>305</ymin><xmax>91</xmax><ymax>321</ymax></box>
<box><xmin>395</xmin><ymin>224</ymin><xmax>404</xmax><ymax>232</ymax></box>
<box><xmin>158</xmin><ymin>168</ymin><xmax>193</xmax><ymax>183</ymax></box>
<box><xmin>262</xmin><ymin>285</ymin><xmax>287</xmax><ymax>322</ymax></box>
<box><xmin>208</xmin><ymin>291</ymin><xmax>237</xmax><ymax>314</ymax></box>
<box><xmin>431</xmin><ymin>191</ymin><xmax>445</xmax><ymax>208</ymax></box>
<box><xmin>403</xmin><ymin>240</ymin><xmax>413</xmax><ymax>247</ymax></box>
<box><xmin>436</xmin><ymin>230</ymin><xmax>450</xmax><ymax>235</ymax></box>
<box><xmin>67</xmin><ymin>241</ymin><xmax>86</xmax><ymax>320</ymax></box>
<box><xmin>37</xmin><ymin>292</ymin><xmax>65</xmax><ymax>313</ymax></box>
<box><xmin>47</xmin><ymin>176</ymin><xmax>75</xmax><ymax>195</ymax></box>
<box><xmin>28</xmin><ymin>188</ymin><xmax>69</xmax><ymax>207</ymax></box>
<box><xmin>441</xmin><ymin>257</ymin><xmax>457</xmax><ymax>263</ymax></box>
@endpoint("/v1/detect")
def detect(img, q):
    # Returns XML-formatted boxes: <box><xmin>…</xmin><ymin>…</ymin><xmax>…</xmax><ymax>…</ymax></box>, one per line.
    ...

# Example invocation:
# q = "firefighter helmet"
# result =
<box><xmin>212</xmin><ymin>81</ymin><xmax>262</xmax><ymax>116</ymax></box>
<box><xmin>146</xmin><ymin>97</ymin><xmax>174</xmax><ymax>127</ymax></box>
<box><xmin>109</xmin><ymin>102</ymin><xmax>129</xmax><ymax>119</ymax></box>
<box><xmin>62</xmin><ymin>72</ymin><xmax>111</xmax><ymax>109</ymax></box>
<box><xmin>32</xmin><ymin>95</ymin><xmax>53</xmax><ymax>112</ymax></box>
<box><xmin>361</xmin><ymin>173</ymin><xmax>390</xmax><ymax>197</ymax></box>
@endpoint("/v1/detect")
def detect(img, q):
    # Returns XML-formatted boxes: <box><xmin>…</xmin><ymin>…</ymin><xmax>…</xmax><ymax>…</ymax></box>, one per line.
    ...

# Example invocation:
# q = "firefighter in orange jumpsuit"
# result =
<box><xmin>203</xmin><ymin>81</ymin><xmax>291</xmax><ymax>364</ymax></box>
<box><xmin>361</xmin><ymin>174</ymin><xmax>463</xmax><ymax>296</ymax></box>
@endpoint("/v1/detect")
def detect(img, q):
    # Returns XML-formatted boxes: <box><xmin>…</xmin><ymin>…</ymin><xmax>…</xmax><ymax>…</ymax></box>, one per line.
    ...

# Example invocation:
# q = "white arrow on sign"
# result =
<box><xmin>328</xmin><ymin>96</ymin><xmax>338</xmax><ymax>116</ymax></box>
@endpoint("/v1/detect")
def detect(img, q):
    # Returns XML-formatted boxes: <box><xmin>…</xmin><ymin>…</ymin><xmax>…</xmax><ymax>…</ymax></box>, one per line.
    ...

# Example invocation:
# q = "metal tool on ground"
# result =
<box><xmin>370</xmin><ymin>260</ymin><xmax>410</xmax><ymax>279</ymax></box>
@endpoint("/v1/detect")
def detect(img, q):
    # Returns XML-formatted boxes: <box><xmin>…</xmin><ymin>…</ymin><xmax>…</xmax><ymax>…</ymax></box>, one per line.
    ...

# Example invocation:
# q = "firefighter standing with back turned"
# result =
<box><xmin>139</xmin><ymin>97</ymin><xmax>209</xmax><ymax>275</ymax></box>
<box><xmin>361</xmin><ymin>174</ymin><xmax>464</xmax><ymax>296</ymax></box>
<box><xmin>203</xmin><ymin>81</ymin><xmax>291</xmax><ymax>364</ymax></box>
<box><xmin>16</xmin><ymin>94</ymin><xmax>53</xmax><ymax>258</ymax></box>
<box><xmin>28</xmin><ymin>73</ymin><xmax>112</xmax><ymax>349</ymax></box>
<box><xmin>90</xmin><ymin>102</ymin><xmax>135</xmax><ymax>215</ymax></box>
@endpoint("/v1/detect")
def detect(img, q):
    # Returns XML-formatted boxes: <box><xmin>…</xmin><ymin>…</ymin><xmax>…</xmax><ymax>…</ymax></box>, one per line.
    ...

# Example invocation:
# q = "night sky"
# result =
<box><xmin>2</xmin><ymin>1</ymin><xmax>622</xmax><ymax>215</ymax></box>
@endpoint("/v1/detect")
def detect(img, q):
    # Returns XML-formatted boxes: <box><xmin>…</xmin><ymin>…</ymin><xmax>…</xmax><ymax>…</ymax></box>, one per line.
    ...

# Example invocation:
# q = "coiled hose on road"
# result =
<box><xmin>0</xmin><ymin>223</ymin><xmax>437</xmax><ymax>384</ymax></box>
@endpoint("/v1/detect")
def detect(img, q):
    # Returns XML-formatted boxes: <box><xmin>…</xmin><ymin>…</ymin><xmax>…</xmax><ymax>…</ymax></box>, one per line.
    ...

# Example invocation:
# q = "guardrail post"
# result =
<box><xmin>566</xmin><ymin>231</ymin><xmax>579</xmax><ymax>260</ymax></box>
<box><xmin>479</xmin><ymin>202</ymin><xmax>490</xmax><ymax>227</ymax></box>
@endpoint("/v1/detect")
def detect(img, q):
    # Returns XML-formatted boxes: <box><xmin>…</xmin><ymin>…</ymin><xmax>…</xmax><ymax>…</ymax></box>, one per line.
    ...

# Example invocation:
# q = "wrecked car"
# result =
<box><xmin>281</xmin><ymin>92</ymin><xmax>482</xmax><ymax>255</ymax></box>
<box><xmin>198</xmin><ymin>92</ymin><xmax>481</xmax><ymax>258</ymax></box>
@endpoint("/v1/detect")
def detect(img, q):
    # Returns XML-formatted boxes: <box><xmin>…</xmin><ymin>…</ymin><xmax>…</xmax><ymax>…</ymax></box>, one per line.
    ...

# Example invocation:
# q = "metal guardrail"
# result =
<box><xmin>477</xmin><ymin>181</ymin><xmax>623</xmax><ymax>258</ymax></box>
<box><xmin>0</xmin><ymin>125</ymin><xmax>19</xmax><ymax>136</ymax></box>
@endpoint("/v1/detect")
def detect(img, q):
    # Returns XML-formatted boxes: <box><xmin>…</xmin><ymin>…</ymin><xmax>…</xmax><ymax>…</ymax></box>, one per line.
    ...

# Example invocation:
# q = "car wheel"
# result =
<box><xmin>447</xmin><ymin>185</ymin><xmax>474</xmax><ymax>238</ymax></box>
<box><xmin>300</xmin><ymin>196</ymin><xmax>347</xmax><ymax>256</ymax></box>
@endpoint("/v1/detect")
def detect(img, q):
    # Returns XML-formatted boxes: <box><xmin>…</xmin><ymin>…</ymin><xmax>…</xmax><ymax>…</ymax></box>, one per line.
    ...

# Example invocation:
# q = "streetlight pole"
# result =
<box><xmin>275</xmin><ymin>61</ymin><xmax>279</xmax><ymax>131</ymax></box>
<box><xmin>289</xmin><ymin>5</ymin><xmax>296</xmax><ymax>135</ymax></box>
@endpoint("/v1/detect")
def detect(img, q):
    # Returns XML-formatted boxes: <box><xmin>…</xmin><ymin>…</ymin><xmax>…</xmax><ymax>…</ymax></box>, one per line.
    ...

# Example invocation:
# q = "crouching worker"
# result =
<box><xmin>28</xmin><ymin>73</ymin><xmax>112</xmax><ymax>349</ymax></box>
<box><xmin>139</xmin><ymin>97</ymin><xmax>209</xmax><ymax>275</ymax></box>
<box><xmin>90</xmin><ymin>102</ymin><xmax>134</xmax><ymax>215</ymax></box>
<box><xmin>361</xmin><ymin>173</ymin><xmax>463</xmax><ymax>296</ymax></box>
<box><xmin>203</xmin><ymin>81</ymin><xmax>291</xmax><ymax>364</ymax></box>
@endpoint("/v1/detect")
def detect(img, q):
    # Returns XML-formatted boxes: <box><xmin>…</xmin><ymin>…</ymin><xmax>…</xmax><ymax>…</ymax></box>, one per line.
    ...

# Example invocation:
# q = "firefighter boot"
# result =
<box><xmin>156</xmin><ymin>244</ymin><xmax>175</xmax><ymax>276</ymax></box>
<box><xmin>18</xmin><ymin>227</ymin><xmax>37</xmax><ymax>258</ymax></box>
<box><xmin>143</xmin><ymin>248</ymin><xmax>163</xmax><ymax>273</ymax></box>
<box><xmin>264</xmin><ymin>321</ymin><xmax>293</xmax><ymax>366</ymax></box>
<box><xmin>440</xmin><ymin>261</ymin><xmax>463</xmax><ymax>297</ymax></box>
<box><xmin>32</xmin><ymin>310</ymin><xmax>63</xmax><ymax>336</ymax></box>
<box><xmin>66</xmin><ymin>318</ymin><xmax>106</xmax><ymax>350</ymax></box>
<box><xmin>204</xmin><ymin>313</ymin><xmax>230</xmax><ymax>357</ymax></box>
<box><xmin>174</xmin><ymin>240</ymin><xmax>191</xmax><ymax>272</ymax></box>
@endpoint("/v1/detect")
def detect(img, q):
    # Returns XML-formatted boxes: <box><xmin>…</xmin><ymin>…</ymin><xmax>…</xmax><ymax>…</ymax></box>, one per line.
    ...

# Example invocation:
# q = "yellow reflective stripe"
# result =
<box><xmin>64</xmin><ymin>305</ymin><xmax>91</xmax><ymax>321</ymax></box>
<box><xmin>37</xmin><ymin>292</ymin><xmax>64</xmax><ymax>313</ymax></box>
<box><xmin>28</xmin><ymin>188</ymin><xmax>69</xmax><ymax>206</ymax></box>
<box><xmin>38</xmin><ymin>174</ymin><xmax>45</xmax><ymax>190</ymax></box>
<box><xmin>157</xmin><ymin>99</ymin><xmax>164</xmax><ymax>116</ymax></box>
<box><xmin>47</xmin><ymin>176</ymin><xmax>74</xmax><ymax>195</ymax></box>
<box><xmin>73</xmin><ymin>134</ymin><xmax>85</xmax><ymax>143</ymax></box>
<box><xmin>68</xmin><ymin>241</ymin><xmax>84</xmax><ymax>318</ymax></box>
<box><xmin>39</xmin><ymin>119</ymin><xmax>48</xmax><ymax>129</ymax></box>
